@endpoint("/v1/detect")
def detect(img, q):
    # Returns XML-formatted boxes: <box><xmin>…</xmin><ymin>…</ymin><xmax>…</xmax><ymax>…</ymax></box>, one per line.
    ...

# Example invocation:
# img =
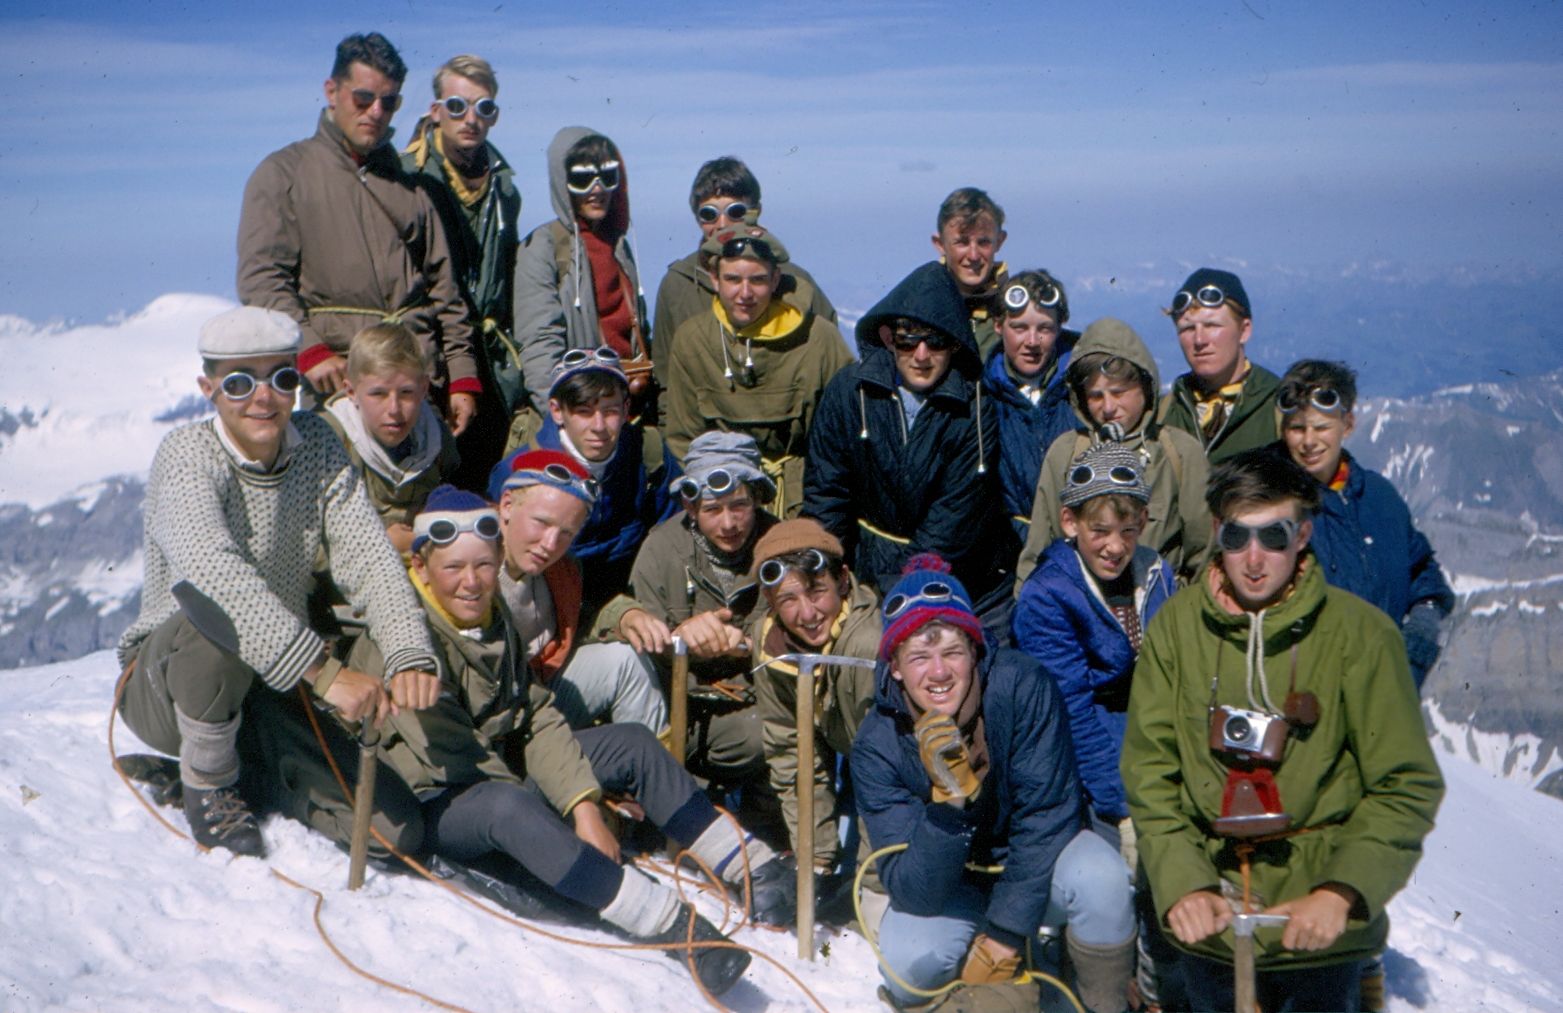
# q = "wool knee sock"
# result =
<box><xmin>598</xmin><ymin>866</ymin><xmax>681</xmax><ymax>938</ymax></box>
<box><xmin>176</xmin><ymin>707</ymin><xmax>241</xmax><ymax>790</ymax></box>
<box><xmin>686</xmin><ymin>818</ymin><xmax>776</xmax><ymax>886</ymax></box>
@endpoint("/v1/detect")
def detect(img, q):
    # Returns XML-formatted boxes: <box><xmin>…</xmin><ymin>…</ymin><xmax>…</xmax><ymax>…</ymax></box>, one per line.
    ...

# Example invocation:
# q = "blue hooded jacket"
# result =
<box><xmin>851</xmin><ymin>638</ymin><xmax>1087</xmax><ymax>944</ymax></box>
<box><xmin>803</xmin><ymin>262</ymin><xmax>1009</xmax><ymax>605</ymax></box>
<box><xmin>1013</xmin><ymin>540</ymin><xmax>1174</xmax><ymax>821</ymax></box>
<box><xmin>981</xmin><ymin>340</ymin><xmax>1079</xmax><ymax>541</ymax></box>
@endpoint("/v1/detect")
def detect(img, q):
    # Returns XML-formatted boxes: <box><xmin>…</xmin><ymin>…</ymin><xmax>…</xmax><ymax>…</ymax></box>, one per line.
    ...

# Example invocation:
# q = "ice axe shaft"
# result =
<box><xmin>669</xmin><ymin>637</ymin><xmax>688</xmax><ymax>766</ymax></box>
<box><xmin>1232</xmin><ymin>912</ymin><xmax>1288</xmax><ymax>1013</ymax></box>
<box><xmin>347</xmin><ymin>718</ymin><xmax>380</xmax><ymax>891</ymax></box>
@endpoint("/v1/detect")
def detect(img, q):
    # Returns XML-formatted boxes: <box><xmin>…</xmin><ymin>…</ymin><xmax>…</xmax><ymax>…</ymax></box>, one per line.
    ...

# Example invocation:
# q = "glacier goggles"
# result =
<box><xmin>697</xmin><ymin>201</ymin><xmax>749</xmax><ymax>224</ymax></box>
<box><xmin>758</xmin><ymin>548</ymin><xmax>830</xmax><ymax>588</ymax></box>
<box><xmin>1004</xmin><ymin>281</ymin><xmax>1062</xmax><ymax>312</ymax></box>
<box><xmin>1278</xmin><ymin>387</ymin><xmax>1344</xmax><ymax>415</ymax></box>
<box><xmin>718</xmin><ymin>236</ymin><xmax>781</xmax><ymax>266</ymax></box>
<box><xmin>566</xmin><ymin>160</ymin><xmax>621</xmax><ymax>194</ymax></box>
<box><xmin>416</xmin><ymin>511</ymin><xmax>501</xmax><ymax>546</ymax></box>
<box><xmin>1067</xmin><ymin>462</ymin><xmax>1142</xmax><ymax>489</ymax></box>
<box><xmin>560</xmin><ymin>347</ymin><xmax>622</xmax><ymax>369</ymax></box>
<box><xmin>1170</xmin><ymin>284</ymin><xmax>1233</xmax><ymax>316</ymax></box>
<box><xmin>1217</xmin><ymin>517</ymin><xmax>1300</xmax><ymax>554</ymax></box>
<box><xmin>675</xmin><ymin>467</ymin><xmax>750</xmax><ymax>502</ymax></box>
<box><xmin>217</xmin><ymin>366</ymin><xmax>302</xmax><ymax>401</ymax></box>
<box><xmin>440</xmin><ymin>95</ymin><xmax>499</xmax><ymax>121</ymax></box>
<box><xmin>883</xmin><ymin>581</ymin><xmax>955</xmax><ymax>620</ymax></box>
<box><xmin>504</xmin><ymin>461</ymin><xmax>600</xmax><ymax>503</ymax></box>
<box><xmin>349</xmin><ymin>88</ymin><xmax>402</xmax><ymax>114</ymax></box>
<box><xmin>889</xmin><ymin>325</ymin><xmax>957</xmax><ymax>353</ymax></box>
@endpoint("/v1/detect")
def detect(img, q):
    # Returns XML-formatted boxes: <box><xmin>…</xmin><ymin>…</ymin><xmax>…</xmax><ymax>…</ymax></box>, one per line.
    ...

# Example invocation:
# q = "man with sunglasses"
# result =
<box><xmin>1275</xmin><ymin>360</ymin><xmax>1453</xmax><ymax>692</ymax></box>
<box><xmin>662</xmin><ymin>224</ymin><xmax>852</xmax><ymax>518</ymax></box>
<box><xmin>1157</xmin><ymin>268</ymin><xmax>1280</xmax><ymax>464</ymax></box>
<box><xmin>116</xmin><ymin>306</ymin><xmax>441</xmax><ymax>858</ymax></box>
<box><xmin>401</xmin><ymin>54</ymin><xmax>521</xmax><ymax>488</ymax></box>
<box><xmin>1121</xmin><ymin>449</ymin><xmax>1444</xmax><ymax>1013</ymax></box>
<box><xmin>804</xmin><ymin>262</ymin><xmax>1011</xmax><ymax>636</ymax></box>
<box><xmin>514</xmin><ymin>127</ymin><xmax>653</xmax><ymax>425</ymax></box>
<box><xmin>853</xmin><ymin>555</ymin><xmax>1136</xmax><ymax>1012</ymax></box>
<box><xmin>238</xmin><ymin>33</ymin><xmax>481</xmax><ymax>437</ymax></box>
<box><xmin>651</xmin><ymin>157</ymin><xmax>837</xmax><ymax>404</ymax></box>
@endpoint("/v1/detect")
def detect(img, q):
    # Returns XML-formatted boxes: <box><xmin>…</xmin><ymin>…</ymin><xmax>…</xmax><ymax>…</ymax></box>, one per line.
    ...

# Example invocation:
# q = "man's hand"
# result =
<box><xmin>674</xmin><ymin>608</ymin><xmax>747</xmax><ymax>659</ymax></box>
<box><xmin>446</xmin><ymin>392</ymin><xmax>477</xmax><ymax>436</ymax></box>
<box><xmin>913</xmin><ymin>711</ymin><xmax>981</xmax><ymax>805</ymax></box>
<box><xmin>304</xmin><ymin>355</ymin><xmax>349</xmax><ymax>396</ymax></box>
<box><xmin>1167</xmin><ymin>889</ymin><xmax>1232</xmax><ymax>945</ymax></box>
<box><xmin>618</xmin><ymin>608</ymin><xmax>672</xmax><ymax>654</ymax></box>
<box><xmin>319</xmin><ymin>667</ymin><xmax>391</xmax><ymax>725</ymax></box>
<box><xmin>388</xmin><ymin>669</ymin><xmax>441</xmax><ymax>712</ymax></box>
<box><xmin>572</xmin><ymin>800</ymin><xmax>621</xmax><ymax>864</ymax></box>
<box><xmin>958</xmin><ymin>934</ymin><xmax>1021</xmax><ymax>985</ymax></box>
<box><xmin>1265</xmin><ymin>885</ymin><xmax>1356</xmax><ymax>951</ymax></box>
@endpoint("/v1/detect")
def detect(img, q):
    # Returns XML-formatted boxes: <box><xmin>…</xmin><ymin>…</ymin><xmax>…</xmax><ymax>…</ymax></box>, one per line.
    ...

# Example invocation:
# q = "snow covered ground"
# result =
<box><xmin>2</xmin><ymin>650</ymin><xmax>1560</xmax><ymax>1013</ymax></box>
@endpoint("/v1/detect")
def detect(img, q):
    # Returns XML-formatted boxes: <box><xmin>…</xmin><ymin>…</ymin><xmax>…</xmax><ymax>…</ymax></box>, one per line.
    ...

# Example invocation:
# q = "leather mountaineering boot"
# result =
<box><xmin>877</xmin><ymin>981</ymin><xmax>1044</xmax><ymax>1012</ymax></box>
<box><xmin>645</xmin><ymin>904</ymin><xmax>752</xmax><ymax>996</ymax></box>
<box><xmin>183</xmin><ymin>784</ymin><xmax>266</xmax><ymax>858</ymax></box>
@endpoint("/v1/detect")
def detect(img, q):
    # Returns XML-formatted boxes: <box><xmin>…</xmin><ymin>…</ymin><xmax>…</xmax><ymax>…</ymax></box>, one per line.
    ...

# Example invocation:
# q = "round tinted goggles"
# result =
<box><xmin>1217</xmin><ymin>518</ymin><xmax>1300</xmax><ymax>554</ymax></box>
<box><xmin>697</xmin><ymin>202</ymin><xmax>749</xmax><ymax>224</ymax></box>
<box><xmin>512</xmin><ymin>461</ymin><xmax>600</xmax><ymax>500</ymax></box>
<box><xmin>440</xmin><ymin>95</ymin><xmax>499</xmax><ymax>121</ymax></box>
<box><xmin>758</xmin><ymin>548</ymin><xmax>829</xmax><ymax>588</ymax></box>
<box><xmin>1067</xmin><ymin>462</ymin><xmax>1142</xmax><ymax>489</ymax></box>
<box><xmin>565</xmin><ymin>161</ymin><xmax>621</xmax><ymax>194</ymax></box>
<box><xmin>1170</xmin><ymin>284</ymin><xmax>1229</xmax><ymax>316</ymax></box>
<box><xmin>675</xmin><ymin>467</ymin><xmax>744</xmax><ymax>501</ymax></box>
<box><xmin>560</xmin><ymin>347</ymin><xmax>623</xmax><ymax>369</ymax></box>
<box><xmin>883</xmin><ymin>581</ymin><xmax>955</xmax><ymax>620</ymax></box>
<box><xmin>421</xmin><ymin>512</ymin><xmax>501</xmax><ymax>545</ymax></box>
<box><xmin>1004</xmin><ymin>282</ymin><xmax>1062</xmax><ymax>312</ymax></box>
<box><xmin>719</xmin><ymin>236</ymin><xmax>779</xmax><ymax>264</ymax></box>
<box><xmin>1278</xmin><ymin>387</ymin><xmax>1344</xmax><ymax>414</ymax></box>
<box><xmin>218</xmin><ymin>366</ymin><xmax>302</xmax><ymax>401</ymax></box>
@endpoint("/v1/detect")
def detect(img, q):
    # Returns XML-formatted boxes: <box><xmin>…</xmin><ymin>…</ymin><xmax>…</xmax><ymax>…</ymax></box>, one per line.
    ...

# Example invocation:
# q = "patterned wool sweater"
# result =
<box><xmin>118</xmin><ymin>413</ymin><xmax>437</xmax><ymax>690</ymax></box>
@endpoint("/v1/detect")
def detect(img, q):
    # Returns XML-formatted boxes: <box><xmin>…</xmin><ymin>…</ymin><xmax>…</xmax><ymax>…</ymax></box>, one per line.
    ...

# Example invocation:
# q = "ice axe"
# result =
<box><xmin>1231</xmin><ymin>911</ymin><xmax>1289</xmax><ymax>1013</ymax></box>
<box><xmin>752</xmin><ymin>652</ymin><xmax>878</xmax><ymax>962</ymax></box>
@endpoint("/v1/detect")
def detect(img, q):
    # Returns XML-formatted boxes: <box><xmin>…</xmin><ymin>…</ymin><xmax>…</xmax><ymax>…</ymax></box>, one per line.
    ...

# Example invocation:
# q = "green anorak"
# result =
<box><xmin>1159</xmin><ymin>363</ymin><xmax>1282</xmax><ymax>465</ymax></box>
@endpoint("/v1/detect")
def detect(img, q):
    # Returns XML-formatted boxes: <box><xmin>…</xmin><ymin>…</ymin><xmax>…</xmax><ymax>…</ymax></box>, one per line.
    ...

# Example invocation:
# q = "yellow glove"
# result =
<box><xmin>914</xmin><ymin>711</ymin><xmax>981</xmax><ymax>804</ymax></box>
<box><xmin>959</xmin><ymin>933</ymin><xmax>1022</xmax><ymax>984</ymax></box>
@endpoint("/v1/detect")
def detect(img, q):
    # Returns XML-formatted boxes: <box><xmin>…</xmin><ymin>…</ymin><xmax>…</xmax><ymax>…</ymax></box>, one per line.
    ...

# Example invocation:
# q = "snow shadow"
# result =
<box><xmin>1384</xmin><ymin>946</ymin><xmax>1433</xmax><ymax>1008</ymax></box>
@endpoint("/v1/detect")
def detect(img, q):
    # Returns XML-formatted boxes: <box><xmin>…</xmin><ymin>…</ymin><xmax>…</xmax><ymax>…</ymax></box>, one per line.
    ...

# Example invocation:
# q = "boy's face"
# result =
<box><xmin>931</xmin><ymin>214</ymin><xmax>1005</xmax><ymax>295</ymax></box>
<box><xmin>880</xmin><ymin>324</ymin><xmax>956</xmax><ymax>394</ymax></box>
<box><xmin>1283</xmin><ymin>407</ymin><xmax>1354</xmax><ymax>484</ymax></box>
<box><xmin>549</xmin><ymin>389</ymin><xmax>626</xmax><ymax>463</ymax></box>
<box><xmin>498</xmin><ymin>484</ymin><xmax>589</xmax><ymax>576</ymax></box>
<box><xmin>412</xmin><ymin>533</ymin><xmax>500</xmax><ymax>627</ymax></box>
<box><xmin>197</xmin><ymin>353</ymin><xmax>298</xmax><ymax>465</ymax></box>
<box><xmin>891</xmin><ymin>625</ymin><xmax>976</xmax><ymax>718</ymax></box>
<box><xmin>1217</xmin><ymin>500</ymin><xmax>1311</xmax><ymax>612</ymax></box>
<box><xmin>1083</xmin><ymin>372</ymin><xmax>1148</xmax><ymax>431</ymax></box>
<box><xmin>765</xmin><ymin>570</ymin><xmax>846</xmax><ymax>649</ymax></box>
<box><xmin>695</xmin><ymin>195</ymin><xmax>751</xmax><ymax>240</ymax></box>
<box><xmin>1175</xmin><ymin>304</ymin><xmax>1251</xmax><ymax>391</ymax></box>
<box><xmin>688</xmin><ymin>485</ymin><xmax>758</xmax><ymax>555</ymax></box>
<box><xmin>432</xmin><ymin>73</ymin><xmax>496</xmax><ymax>162</ymax></box>
<box><xmin>999</xmin><ymin>304</ymin><xmax>1061</xmax><ymax>378</ymax></box>
<box><xmin>712</xmin><ymin>257</ymin><xmax>779</xmax><ymax>330</ymax></box>
<box><xmin>1061</xmin><ymin>503</ymin><xmax>1146</xmax><ymax>583</ymax></box>
<box><xmin>346</xmin><ymin>367</ymin><xmax>429</xmax><ymax>449</ymax></box>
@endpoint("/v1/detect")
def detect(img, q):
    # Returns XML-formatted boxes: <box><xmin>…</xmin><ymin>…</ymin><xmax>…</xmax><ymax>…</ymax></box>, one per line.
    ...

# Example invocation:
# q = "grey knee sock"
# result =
<box><xmin>598</xmin><ymin>867</ymin><xmax>681</xmax><ymax>938</ymax></box>
<box><xmin>687</xmin><ymin>819</ymin><xmax>776</xmax><ymax>886</ymax></box>
<box><xmin>176</xmin><ymin>708</ymin><xmax>241</xmax><ymax>790</ymax></box>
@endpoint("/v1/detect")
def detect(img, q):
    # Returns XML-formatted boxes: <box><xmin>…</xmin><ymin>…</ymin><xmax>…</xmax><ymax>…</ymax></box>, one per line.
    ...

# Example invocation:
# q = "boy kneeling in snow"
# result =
<box><xmin>852</xmin><ymin>556</ymin><xmax>1135</xmax><ymax>1012</ymax></box>
<box><xmin>348</xmin><ymin>485</ymin><xmax>796</xmax><ymax>995</ymax></box>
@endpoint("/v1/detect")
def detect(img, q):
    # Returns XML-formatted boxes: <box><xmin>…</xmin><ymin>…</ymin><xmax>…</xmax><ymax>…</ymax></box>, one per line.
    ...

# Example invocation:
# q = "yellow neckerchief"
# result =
<box><xmin>1328</xmin><ymin>458</ymin><xmax>1350</xmax><ymax>493</ymax></box>
<box><xmin>1193</xmin><ymin>362</ymin><xmax>1252</xmax><ymax>428</ymax></box>
<box><xmin>409</xmin><ymin>563</ymin><xmax>494</xmax><ymax>631</ymax></box>
<box><xmin>434</xmin><ymin>130</ymin><xmax>491</xmax><ymax>207</ymax></box>
<box><xmin>711</xmin><ymin>294</ymin><xmax>804</xmax><ymax>343</ymax></box>
<box><xmin>757</xmin><ymin>598</ymin><xmax>852</xmax><ymax>677</ymax></box>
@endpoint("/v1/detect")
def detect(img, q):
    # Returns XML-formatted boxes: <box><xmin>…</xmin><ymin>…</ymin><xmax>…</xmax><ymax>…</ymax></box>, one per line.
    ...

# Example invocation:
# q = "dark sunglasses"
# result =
<box><xmin>1068</xmin><ymin>463</ymin><xmax>1141</xmax><ymax>488</ymax></box>
<box><xmin>424</xmin><ymin>513</ymin><xmax>502</xmax><ymax>545</ymax></box>
<box><xmin>719</xmin><ymin>236</ymin><xmax>778</xmax><ymax>264</ymax></box>
<box><xmin>1278</xmin><ymin>387</ymin><xmax>1344</xmax><ymax>415</ymax></box>
<box><xmin>1004</xmin><ymin>282</ymin><xmax>1062</xmax><ymax>312</ymax></box>
<box><xmin>883</xmin><ymin>581</ymin><xmax>954</xmax><ymax>620</ymax></box>
<box><xmin>218</xmin><ymin>366</ymin><xmax>302</xmax><ymax>401</ymax></box>
<box><xmin>889</xmin><ymin>328</ymin><xmax>957</xmax><ymax>353</ymax></box>
<box><xmin>758</xmin><ymin>548</ymin><xmax>829</xmax><ymax>588</ymax></box>
<box><xmin>1217</xmin><ymin>518</ymin><xmax>1300</xmax><ymax>554</ymax></box>
<box><xmin>697</xmin><ymin>202</ymin><xmax>749</xmax><ymax>224</ymax></box>
<box><xmin>676</xmin><ymin>467</ymin><xmax>745</xmax><ymax>501</ymax></box>
<box><xmin>349</xmin><ymin>88</ymin><xmax>402</xmax><ymax>114</ymax></box>
<box><xmin>1170</xmin><ymin>284</ymin><xmax>1229</xmax><ymax>316</ymax></box>
<box><xmin>440</xmin><ymin>95</ymin><xmax>498</xmax><ymax>121</ymax></box>
<box><xmin>565</xmin><ymin>161</ymin><xmax>621</xmax><ymax>194</ymax></box>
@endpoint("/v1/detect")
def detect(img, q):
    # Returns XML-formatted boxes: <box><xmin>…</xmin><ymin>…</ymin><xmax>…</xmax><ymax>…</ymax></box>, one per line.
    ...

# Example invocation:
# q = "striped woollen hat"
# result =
<box><xmin>878</xmin><ymin>554</ymin><xmax>986</xmax><ymax>662</ymax></box>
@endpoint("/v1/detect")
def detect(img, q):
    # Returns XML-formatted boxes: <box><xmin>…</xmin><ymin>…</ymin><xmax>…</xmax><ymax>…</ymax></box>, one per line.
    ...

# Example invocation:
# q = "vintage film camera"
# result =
<box><xmin>1208</xmin><ymin>704</ymin><xmax>1290</xmax><ymax>765</ymax></box>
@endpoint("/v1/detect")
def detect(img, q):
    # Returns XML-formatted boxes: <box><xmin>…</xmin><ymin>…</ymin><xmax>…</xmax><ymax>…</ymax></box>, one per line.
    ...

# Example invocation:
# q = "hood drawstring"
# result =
<box><xmin>974</xmin><ymin>382</ymin><xmax>988</xmax><ymax>475</ymax></box>
<box><xmin>571</xmin><ymin>228</ymin><xmax>583</xmax><ymax>310</ymax></box>
<box><xmin>744</xmin><ymin>336</ymin><xmax>755</xmax><ymax>372</ymax></box>
<box><xmin>1243</xmin><ymin>610</ymin><xmax>1282</xmax><ymax>714</ymax></box>
<box><xmin>720</xmin><ymin>315</ymin><xmax>735</xmax><ymax>383</ymax></box>
<box><xmin>857</xmin><ymin>387</ymin><xmax>870</xmax><ymax>440</ymax></box>
<box><xmin>626</xmin><ymin>221</ymin><xmax>646</xmax><ymax>298</ymax></box>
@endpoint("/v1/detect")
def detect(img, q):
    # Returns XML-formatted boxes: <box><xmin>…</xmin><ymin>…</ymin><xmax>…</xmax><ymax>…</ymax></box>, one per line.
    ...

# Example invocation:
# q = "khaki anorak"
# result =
<box><xmin>1159</xmin><ymin>363</ymin><xmax>1282</xmax><ymax>465</ymax></box>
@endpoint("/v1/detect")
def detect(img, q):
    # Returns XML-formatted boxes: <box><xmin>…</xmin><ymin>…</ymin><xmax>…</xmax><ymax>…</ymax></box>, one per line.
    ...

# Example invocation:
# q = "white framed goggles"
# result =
<box><xmin>883</xmin><ymin>581</ymin><xmax>955</xmax><ymax>620</ymax></box>
<box><xmin>565</xmin><ymin>160</ymin><xmax>621</xmax><ymax>194</ymax></box>
<box><xmin>697</xmin><ymin>202</ymin><xmax>748</xmax><ymax>224</ymax></box>
<box><xmin>1278</xmin><ymin>387</ymin><xmax>1344</xmax><ymax>414</ymax></box>
<box><xmin>217</xmin><ymin>366</ymin><xmax>302</xmax><ymax>401</ymax></box>
<box><xmin>1171</xmin><ymin>284</ymin><xmax>1229</xmax><ymax>315</ymax></box>
<box><xmin>1067</xmin><ymin>462</ymin><xmax>1142</xmax><ymax>489</ymax></box>
<box><xmin>560</xmin><ymin>347</ymin><xmax>623</xmax><ymax>369</ymax></box>
<box><xmin>1004</xmin><ymin>282</ymin><xmax>1062</xmax><ymax>312</ymax></box>
<box><xmin>416</xmin><ymin>511</ymin><xmax>501</xmax><ymax>546</ymax></box>
<box><xmin>675</xmin><ymin>467</ymin><xmax>746</xmax><ymax>501</ymax></box>
<box><xmin>440</xmin><ymin>95</ymin><xmax>498</xmax><ymax>121</ymax></box>
<box><xmin>511</xmin><ymin>461</ymin><xmax>600</xmax><ymax>500</ymax></box>
<box><xmin>758</xmin><ymin>548</ymin><xmax>830</xmax><ymax>588</ymax></box>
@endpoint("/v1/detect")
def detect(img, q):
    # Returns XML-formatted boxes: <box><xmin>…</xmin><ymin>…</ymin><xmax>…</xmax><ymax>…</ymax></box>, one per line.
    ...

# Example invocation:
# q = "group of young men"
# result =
<box><xmin>115</xmin><ymin>29</ymin><xmax>1454</xmax><ymax>1013</ymax></box>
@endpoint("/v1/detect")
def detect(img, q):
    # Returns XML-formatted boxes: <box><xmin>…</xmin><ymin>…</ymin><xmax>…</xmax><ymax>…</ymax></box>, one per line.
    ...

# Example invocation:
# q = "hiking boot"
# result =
<box><xmin>1066</xmin><ymin>928</ymin><xmax>1135</xmax><ymax>1012</ymax></box>
<box><xmin>645</xmin><ymin>904</ymin><xmax>751</xmax><ymax>996</ymax></box>
<box><xmin>184</xmin><ymin>784</ymin><xmax>266</xmax><ymax>858</ymax></box>
<box><xmin>748</xmin><ymin>853</ymin><xmax>798</xmax><ymax>927</ymax></box>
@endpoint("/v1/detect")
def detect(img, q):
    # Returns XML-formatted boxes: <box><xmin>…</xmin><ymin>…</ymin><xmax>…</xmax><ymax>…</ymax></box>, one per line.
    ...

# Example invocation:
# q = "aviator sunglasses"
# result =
<box><xmin>1217</xmin><ymin>518</ymin><xmax>1300</xmax><ymax>554</ymax></box>
<box><xmin>349</xmin><ymin>88</ymin><xmax>402</xmax><ymax>113</ymax></box>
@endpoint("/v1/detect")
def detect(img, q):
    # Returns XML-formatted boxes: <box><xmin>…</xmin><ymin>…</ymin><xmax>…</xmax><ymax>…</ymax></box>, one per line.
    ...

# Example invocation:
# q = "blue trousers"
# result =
<box><xmin>876</xmin><ymin>828</ymin><xmax>1135</xmax><ymax>1007</ymax></box>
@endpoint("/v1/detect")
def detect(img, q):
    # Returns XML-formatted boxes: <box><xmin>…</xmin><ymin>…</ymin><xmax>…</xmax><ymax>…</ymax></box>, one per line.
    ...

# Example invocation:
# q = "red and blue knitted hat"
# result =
<box><xmin>878</xmin><ymin>554</ymin><xmax>986</xmax><ymax>661</ymax></box>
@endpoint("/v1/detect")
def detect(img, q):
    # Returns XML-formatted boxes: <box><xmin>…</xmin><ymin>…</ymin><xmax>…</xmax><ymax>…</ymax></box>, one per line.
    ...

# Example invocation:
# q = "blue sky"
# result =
<box><xmin>1</xmin><ymin>0</ymin><xmax>1559</xmax><ymax>326</ymax></box>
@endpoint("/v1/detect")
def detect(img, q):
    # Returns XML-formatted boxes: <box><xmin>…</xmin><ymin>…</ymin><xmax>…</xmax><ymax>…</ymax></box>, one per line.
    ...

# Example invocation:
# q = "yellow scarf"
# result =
<box><xmin>1193</xmin><ymin>363</ymin><xmax>1252</xmax><ymax>437</ymax></box>
<box><xmin>712</xmin><ymin>295</ymin><xmax>804</xmax><ymax>343</ymax></box>
<box><xmin>408</xmin><ymin>564</ymin><xmax>494</xmax><ymax>631</ymax></box>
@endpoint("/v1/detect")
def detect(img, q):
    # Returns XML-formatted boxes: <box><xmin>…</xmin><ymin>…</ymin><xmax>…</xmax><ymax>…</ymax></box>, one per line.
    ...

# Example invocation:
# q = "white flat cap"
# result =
<box><xmin>198</xmin><ymin>306</ymin><xmax>302</xmax><ymax>360</ymax></box>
